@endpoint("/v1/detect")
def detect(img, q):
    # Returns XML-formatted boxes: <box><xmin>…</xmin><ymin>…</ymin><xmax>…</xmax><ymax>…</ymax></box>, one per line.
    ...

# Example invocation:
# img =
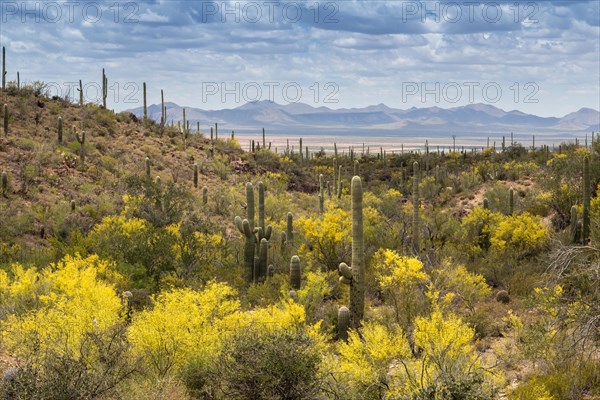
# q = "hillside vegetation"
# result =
<box><xmin>0</xmin><ymin>82</ymin><xmax>599</xmax><ymax>400</ymax></box>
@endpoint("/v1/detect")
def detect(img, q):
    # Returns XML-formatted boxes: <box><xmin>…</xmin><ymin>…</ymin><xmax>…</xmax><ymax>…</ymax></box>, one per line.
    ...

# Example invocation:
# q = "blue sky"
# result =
<box><xmin>0</xmin><ymin>0</ymin><xmax>598</xmax><ymax>116</ymax></box>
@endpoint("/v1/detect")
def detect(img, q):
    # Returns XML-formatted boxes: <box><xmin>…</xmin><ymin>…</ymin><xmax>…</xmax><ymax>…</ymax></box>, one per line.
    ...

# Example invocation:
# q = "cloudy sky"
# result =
<box><xmin>0</xmin><ymin>0</ymin><xmax>598</xmax><ymax>116</ymax></box>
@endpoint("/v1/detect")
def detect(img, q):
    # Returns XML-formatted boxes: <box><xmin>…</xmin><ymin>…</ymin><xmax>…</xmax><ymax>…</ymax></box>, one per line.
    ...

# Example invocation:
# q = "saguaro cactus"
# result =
<box><xmin>333</xmin><ymin>158</ymin><xmax>338</xmax><ymax>196</ymax></box>
<box><xmin>509</xmin><ymin>187</ymin><xmax>514</xmax><ymax>216</ymax></box>
<box><xmin>354</xmin><ymin>160</ymin><xmax>359</xmax><ymax>176</ymax></box>
<box><xmin>338</xmin><ymin>176</ymin><xmax>365</xmax><ymax>330</ymax></box>
<box><xmin>202</xmin><ymin>186</ymin><xmax>208</xmax><ymax>205</ymax></box>
<box><xmin>337</xmin><ymin>306</ymin><xmax>350</xmax><ymax>341</ymax></box>
<box><xmin>193</xmin><ymin>163</ymin><xmax>199</xmax><ymax>188</ymax></box>
<box><xmin>78</xmin><ymin>80</ymin><xmax>83</xmax><ymax>107</ymax></box>
<box><xmin>582</xmin><ymin>156</ymin><xmax>590</xmax><ymax>243</ymax></box>
<box><xmin>160</xmin><ymin>89</ymin><xmax>165</xmax><ymax>125</ymax></box>
<box><xmin>145</xmin><ymin>157</ymin><xmax>151</xmax><ymax>179</ymax></box>
<box><xmin>257</xmin><ymin>181</ymin><xmax>273</xmax><ymax>243</ymax></box>
<box><xmin>483</xmin><ymin>197</ymin><xmax>489</xmax><ymax>210</ymax></box>
<box><xmin>143</xmin><ymin>82</ymin><xmax>147</xmax><ymax>121</ymax></box>
<box><xmin>236</xmin><ymin>182</ymin><xmax>274</xmax><ymax>281</ymax></box>
<box><xmin>412</xmin><ymin>162</ymin><xmax>420</xmax><ymax>256</ymax></box>
<box><xmin>1</xmin><ymin>171</ymin><xmax>7</xmax><ymax>196</ymax></box>
<box><xmin>286</xmin><ymin>212</ymin><xmax>294</xmax><ymax>243</ymax></box>
<box><xmin>101</xmin><ymin>68</ymin><xmax>107</xmax><ymax>108</ymax></box>
<box><xmin>257</xmin><ymin>238</ymin><xmax>268</xmax><ymax>280</ymax></box>
<box><xmin>75</xmin><ymin>129</ymin><xmax>86</xmax><ymax>164</ymax></box>
<box><xmin>337</xmin><ymin>165</ymin><xmax>342</xmax><ymax>199</ymax></box>
<box><xmin>57</xmin><ymin>117</ymin><xmax>63</xmax><ymax>144</ymax></box>
<box><xmin>3</xmin><ymin>104</ymin><xmax>8</xmax><ymax>136</ymax></box>
<box><xmin>1</xmin><ymin>46</ymin><xmax>5</xmax><ymax>91</ymax></box>
<box><xmin>319</xmin><ymin>174</ymin><xmax>324</xmax><ymax>214</ymax></box>
<box><xmin>235</xmin><ymin>215</ymin><xmax>255</xmax><ymax>281</ymax></box>
<box><xmin>290</xmin><ymin>255</ymin><xmax>301</xmax><ymax>289</ymax></box>
<box><xmin>570</xmin><ymin>205</ymin><xmax>581</xmax><ymax>243</ymax></box>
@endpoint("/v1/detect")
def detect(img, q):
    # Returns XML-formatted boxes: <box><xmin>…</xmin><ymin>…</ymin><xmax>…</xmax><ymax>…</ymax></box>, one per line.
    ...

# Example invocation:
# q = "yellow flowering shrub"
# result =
<box><xmin>332</xmin><ymin>322</ymin><xmax>411</xmax><ymax>399</ymax></box>
<box><xmin>411</xmin><ymin>307</ymin><xmax>478</xmax><ymax>385</ymax></box>
<box><xmin>2</xmin><ymin>255</ymin><xmax>123</xmax><ymax>361</ymax></box>
<box><xmin>458</xmin><ymin>207</ymin><xmax>504</xmax><ymax>258</ymax></box>
<box><xmin>491</xmin><ymin>213</ymin><xmax>549</xmax><ymax>256</ymax></box>
<box><xmin>127</xmin><ymin>281</ymin><xmax>240</xmax><ymax>377</ymax></box>
<box><xmin>297</xmin><ymin>207</ymin><xmax>351</xmax><ymax>270</ymax></box>
<box><xmin>371</xmin><ymin>249</ymin><xmax>430</xmax><ymax>329</ymax></box>
<box><xmin>431</xmin><ymin>261</ymin><xmax>491</xmax><ymax>312</ymax></box>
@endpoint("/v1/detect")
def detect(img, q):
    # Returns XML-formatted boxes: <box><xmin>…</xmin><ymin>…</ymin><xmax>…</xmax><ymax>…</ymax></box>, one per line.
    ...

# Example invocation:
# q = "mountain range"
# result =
<box><xmin>129</xmin><ymin>101</ymin><xmax>599</xmax><ymax>138</ymax></box>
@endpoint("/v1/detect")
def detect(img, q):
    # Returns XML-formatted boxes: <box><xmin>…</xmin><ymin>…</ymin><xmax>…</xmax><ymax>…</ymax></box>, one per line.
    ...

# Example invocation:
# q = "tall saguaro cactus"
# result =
<box><xmin>257</xmin><ymin>238</ymin><xmax>268</xmax><ymax>280</ymax></box>
<box><xmin>571</xmin><ymin>205</ymin><xmax>580</xmax><ymax>243</ymax></box>
<box><xmin>3</xmin><ymin>104</ymin><xmax>8</xmax><ymax>136</ymax></box>
<box><xmin>160</xmin><ymin>89</ymin><xmax>165</xmax><ymax>126</ymax></box>
<box><xmin>143</xmin><ymin>82</ymin><xmax>147</xmax><ymax>121</ymax></box>
<box><xmin>101</xmin><ymin>69</ymin><xmax>107</xmax><ymax>108</ymax></box>
<box><xmin>290</xmin><ymin>255</ymin><xmax>301</xmax><ymax>289</ymax></box>
<box><xmin>235</xmin><ymin>182</ymin><xmax>273</xmax><ymax>281</ymax></box>
<box><xmin>257</xmin><ymin>181</ymin><xmax>273</xmax><ymax>243</ymax></box>
<box><xmin>193</xmin><ymin>163</ymin><xmax>199</xmax><ymax>188</ymax></box>
<box><xmin>337</xmin><ymin>165</ymin><xmax>342</xmax><ymax>199</ymax></box>
<box><xmin>582</xmin><ymin>156</ymin><xmax>591</xmax><ymax>243</ymax></box>
<box><xmin>338</xmin><ymin>176</ymin><xmax>365</xmax><ymax>330</ymax></box>
<box><xmin>1</xmin><ymin>46</ymin><xmax>5</xmax><ymax>91</ymax></box>
<box><xmin>333</xmin><ymin>158</ymin><xmax>338</xmax><ymax>196</ymax></box>
<box><xmin>509</xmin><ymin>187</ymin><xmax>514</xmax><ymax>216</ymax></box>
<box><xmin>319</xmin><ymin>174</ymin><xmax>324</xmax><ymax>214</ymax></box>
<box><xmin>235</xmin><ymin>183</ymin><xmax>256</xmax><ymax>280</ymax></box>
<box><xmin>75</xmin><ymin>129</ymin><xmax>86</xmax><ymax>164</ymax></box>
<box><xmin>57</xmin><ymin>117</ymin><xmax>63</xmax><ymax>144</ymax></box>
<box><xmin>412</xmin><ymin>162</ymin><xmax>420</xmax><ymax>256</ymax></box>
<box><xmin>78</xmin><ymin>80</ymin><xmax>83</xmax><ymax>107</ymax></box>
<box><xmin>286</xmin><ymin>212</ymin><xmax>294</xmax><ymax>243</ymax></box>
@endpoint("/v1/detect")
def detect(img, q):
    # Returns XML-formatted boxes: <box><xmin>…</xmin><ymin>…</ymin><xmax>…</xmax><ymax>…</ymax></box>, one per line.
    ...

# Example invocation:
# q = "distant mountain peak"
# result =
<box><xmin>128</xmin><ymin>101</ymin><xmax>598</xmax><ymax>135</ymax></box>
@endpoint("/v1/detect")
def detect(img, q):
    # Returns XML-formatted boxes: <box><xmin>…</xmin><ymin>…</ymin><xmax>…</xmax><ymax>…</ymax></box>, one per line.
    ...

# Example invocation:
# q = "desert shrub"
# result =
<box><xmin>431</xmin><ymin>261</ymin><xmax>491</xmax><ymax>312</ymax></box>
<box><xmin>296</xmin><ymin>270</ymin><xmax>334</xmax><ymax>324</ymax></box>
<box><xmin>456</xmin><ymin>207</ymin><xmax>504</xmax><ymax>260</ymax></box>
<box><xmin>0</xmin><ymin>324</ymin><xmax>137</xmax><ymax>400</ymax></box>
<box><xmin>123</xmin><ymin>176</ymin><xmax>194</xmax><ymax>227</ymax></box>
<box><xmin>210</xmin><ymin>155</ymin><xmax>231</xmax><ymax>181</ymax></box>
<box><xmin>216</xmin><ymin>327</ymin><xmax>322</xmax><ymax>400</ymax></box>
<box><xmin>86</xmin><ymin>214</ymin><xmax>176</xmax><ymax>286</ymax></box>
<box><xmin>326</xmin><ymin>322</ymin><xmax>411</xmax><ymax>400</ymax></box>
<box><xmin>297</xmin><ymin>207</ymin><xmax>351</xmax><ymax>271</ymax></box>
<box><xmin>508</xmin><ymin>377</ymin><xmax>555</xmax><ymax>400</ymax></box>
<box><xmin>0</xmin><ymin>255</ymin><xmax>135</xmax><ymax>399</ymax></box>
<box><xmin>482</xmin><ymin>182</ymin><xmax>512</xmax><ymax>214</ymax></box>
<box><xmin>165</xmin><ymin>215</ymin><xmax>234</xmax><ymax>285</ymax></box>
<box><xmin>127</xmin><ymin>282</ymin><xmax>240</xmax><ymax>378</ymax></box>
<box><xmin>490</xmin><ymin>213</ymin><xmax>549</xmax><ymax>257</ymax></box>
<box><xmin>419</xmin><ymin>175</ymin><xmax>442</xmax><ymax>201</ymax></box>
<box><xmin>371</xmin><ymin>249</ymin><xmax>429</xmax><ymax>331</ymax></box>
